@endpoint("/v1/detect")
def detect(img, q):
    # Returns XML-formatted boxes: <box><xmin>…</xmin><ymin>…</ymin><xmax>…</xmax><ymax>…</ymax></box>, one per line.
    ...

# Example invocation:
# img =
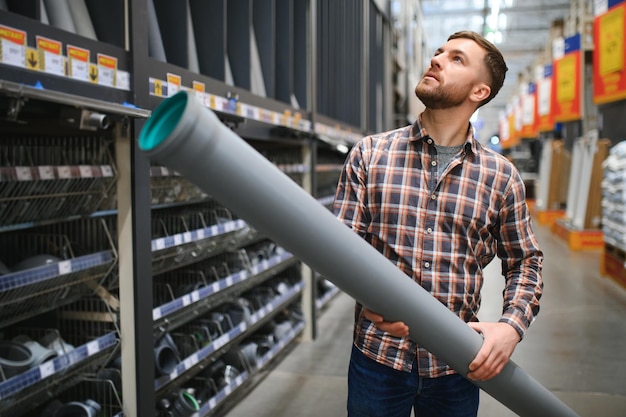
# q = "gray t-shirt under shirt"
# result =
<box><xmin>433</xmin><ymin>143</ymin><xmax>464</xmax><ymax>177</ymax></box>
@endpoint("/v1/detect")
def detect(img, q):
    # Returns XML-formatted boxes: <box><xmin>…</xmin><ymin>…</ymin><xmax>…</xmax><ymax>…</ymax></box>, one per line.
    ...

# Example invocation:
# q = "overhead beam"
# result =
<box><xmin>423</xmin><ymin>3</ymin><xmax>570</xmax><ymax>17</ymax></box>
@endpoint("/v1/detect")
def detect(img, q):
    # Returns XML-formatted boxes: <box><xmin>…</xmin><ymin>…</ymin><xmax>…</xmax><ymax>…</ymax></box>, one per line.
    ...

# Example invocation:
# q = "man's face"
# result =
<box><xmin>415</xmin><ymin>37</ymin><xmax>489</xmax><ymax>110</ymax></box>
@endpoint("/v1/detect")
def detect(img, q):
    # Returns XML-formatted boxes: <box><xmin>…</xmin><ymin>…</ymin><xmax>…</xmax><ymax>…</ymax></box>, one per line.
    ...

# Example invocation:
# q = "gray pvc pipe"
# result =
<box><xmin>186</xmin><ymin>0</ymin><xmax>200</xmax><ymax>73</ymax></box>
<box><xmin>147</xmin><ymin>0</ymin><xmax>167</xmax><ymax>62</ymax></box>
<box><xmin>40</xmin><ymin>0</ymin><xmax>50</xmax><ymax>25</ymax></box>
<box><xmin>67</xmin><ymin>0</ymin><xmax>98</xmax><ymax>40</ymax></box>
<box><xmin>44</xmin><ymin>0</ymin><xmax>77</xmax><ymax>33</ymax></box>
<box><xmin>138</xmin><ymin>91</ymin><xmax>580</xmax><ymax>417</ymax></box>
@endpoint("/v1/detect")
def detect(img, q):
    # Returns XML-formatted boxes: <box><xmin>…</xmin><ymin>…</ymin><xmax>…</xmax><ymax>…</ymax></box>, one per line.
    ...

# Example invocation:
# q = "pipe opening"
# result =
<box><xmin>138</xmin><ymin>92</ymin><xmax>189</xmax><ymax>151</ymax></box>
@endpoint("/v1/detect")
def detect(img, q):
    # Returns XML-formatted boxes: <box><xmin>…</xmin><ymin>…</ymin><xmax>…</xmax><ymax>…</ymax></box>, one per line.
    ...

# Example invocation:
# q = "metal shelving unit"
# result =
<box><xmin>0</xmin><ymin>1</ymin><xmax>396</xmax><ymax>415</ymax></box>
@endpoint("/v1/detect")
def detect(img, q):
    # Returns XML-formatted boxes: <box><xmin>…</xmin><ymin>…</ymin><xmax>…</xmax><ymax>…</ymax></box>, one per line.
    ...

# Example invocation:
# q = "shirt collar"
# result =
<box><xmin>409</xmin><ymin>113</ymin><xmax>479</xmax><ymax>155</ymax></box>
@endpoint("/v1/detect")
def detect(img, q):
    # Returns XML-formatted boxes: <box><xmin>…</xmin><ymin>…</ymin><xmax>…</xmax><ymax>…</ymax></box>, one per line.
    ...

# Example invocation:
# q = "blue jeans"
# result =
<box><xmin>347</xmin><ymin>345</ymin><xmax>479</xmax><ymax>417</ymax></box>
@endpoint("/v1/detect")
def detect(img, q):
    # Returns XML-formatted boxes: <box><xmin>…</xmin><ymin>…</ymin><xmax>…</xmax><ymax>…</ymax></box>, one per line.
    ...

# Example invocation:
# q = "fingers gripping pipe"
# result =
<box><xmin>139</xmin><ymin>91</ymin><xmax>579</xmax><ymax>417</ymax></box>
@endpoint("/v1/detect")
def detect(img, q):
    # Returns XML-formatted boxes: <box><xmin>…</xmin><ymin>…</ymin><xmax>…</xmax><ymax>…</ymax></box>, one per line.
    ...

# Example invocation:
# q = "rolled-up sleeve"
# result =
<box><xmin>333</xmin><ymin>138</ymin><xmax>371</xmax><ymax>238</ymax></box>
<box><xmin>497</xmin><ymin>175</ymin><xmax>544</xmax><ymax>339</ymax></box>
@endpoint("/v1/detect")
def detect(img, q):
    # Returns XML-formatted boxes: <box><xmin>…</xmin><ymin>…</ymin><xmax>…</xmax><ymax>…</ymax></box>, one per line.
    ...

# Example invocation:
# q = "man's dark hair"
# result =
<box><xmin>448</xmin><ymin>31</ymin><xmax>508</xmax><ymax>107</ymax></box>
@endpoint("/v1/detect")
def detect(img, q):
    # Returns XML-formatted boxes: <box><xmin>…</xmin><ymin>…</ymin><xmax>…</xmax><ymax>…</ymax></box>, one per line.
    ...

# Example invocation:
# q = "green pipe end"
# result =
<box><xmin>138</xmin><ymin>91</ymin><xmax>188</xmax><ymax>151</ymax></box>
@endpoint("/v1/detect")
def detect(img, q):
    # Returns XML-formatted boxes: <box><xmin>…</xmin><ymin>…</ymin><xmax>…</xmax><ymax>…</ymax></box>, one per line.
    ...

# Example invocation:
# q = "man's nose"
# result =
<box><xmin>430</xmin><ymin>53</ymin><xmax>444</xmax><ymax>69</ymax></box>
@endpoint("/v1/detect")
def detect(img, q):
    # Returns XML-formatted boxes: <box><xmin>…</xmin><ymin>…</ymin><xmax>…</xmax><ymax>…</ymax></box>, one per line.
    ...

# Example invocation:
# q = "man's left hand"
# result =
<box><xmin>466</xmin><ymin>322</ymin><xmax>521</xmax><ymax>381</ymax></box>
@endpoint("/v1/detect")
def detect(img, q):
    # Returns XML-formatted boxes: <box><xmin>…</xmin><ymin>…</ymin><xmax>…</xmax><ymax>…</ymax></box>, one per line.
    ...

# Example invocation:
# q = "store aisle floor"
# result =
<box><xmin>224</xmin><ymin>224</ymin><xmax>626</xmax><ymax>417</ymax></box>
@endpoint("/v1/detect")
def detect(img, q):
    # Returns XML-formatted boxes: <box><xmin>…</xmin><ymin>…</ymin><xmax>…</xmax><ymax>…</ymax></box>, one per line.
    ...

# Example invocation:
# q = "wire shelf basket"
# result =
<box><xmin>0</xmin><ymin>135</ymin><xmax>117</xmax><ymax>227</ymax></box>
<box><xmin>29</xmin><ymin>374</ymin><xmax>124</xmax><ymax>417</ymax></box>
<box><xmin>0</xmin><ymin>220</ymin><xmax>118</xmax><ymax>327</ymax></box>
<box><xmin>154</xmin><ymin>250</ymin><xmax>250</xmax><ymax>308</ymax></box>
<box><xmin>0</xmin><ymin>319</ymin><xmax>119</xmax><ymax>417</ymax></box>
<box><xmin>151</xmin><ymin>205</ymin><xmax>250</xmax><ymax>275</ymax></box>
<box><xmin>151</xmin><ymin>165</ymin><xmax>209</xmax><ymax>205</ymax></box>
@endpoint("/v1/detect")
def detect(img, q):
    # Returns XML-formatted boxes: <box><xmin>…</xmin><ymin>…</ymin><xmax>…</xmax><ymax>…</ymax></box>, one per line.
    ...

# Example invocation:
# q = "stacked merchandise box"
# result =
<box><xmin>601</xmin><ymin>141</ymin><xmax>626</xmax><ymax>287</ymax></box>
<box><xmin>602</xmin><ymin>141</ymin><xmax>626</xmax><ymax>249</ymax></box>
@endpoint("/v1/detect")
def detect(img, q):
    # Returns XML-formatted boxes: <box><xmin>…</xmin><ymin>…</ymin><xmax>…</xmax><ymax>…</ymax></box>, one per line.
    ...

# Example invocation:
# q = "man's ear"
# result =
<box><xmin>470</xmin><ymin>83</ymin><xmax>491</xmax><ymax>104</ymax></box>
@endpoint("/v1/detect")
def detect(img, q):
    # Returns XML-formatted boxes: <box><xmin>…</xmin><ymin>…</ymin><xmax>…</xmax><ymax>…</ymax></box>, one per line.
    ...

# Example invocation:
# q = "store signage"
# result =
<box><xmin>536</xmin><ymin>65</ymin><xmax>555</xmax><ymax>132</ymax></box>
<box><xmin>500</xmin><ymin>104</ymin><xmax>519</xmax><ymax>149</ymax></box>
<box><xmin>520</xmin><ymin>82</ymin><xmax>538</xmax><ymax>138</ymax></box>
<box><xmin>67</xmin><ymin>45</ymin><xmax>90</xmax><ymax>82</ymax></box>
<box><xmin>36</xmin><ymin>35</ymin><xmax>64</xmax><ymax>76</ymax></box>
<box><xmin>499</xmin><ymin>114</ymin><xmax>510</xmax><ymax>147</ymax></box>
<box><xmin>97</xmin><ymin>53</ymin><xmax>118</xmax><ymax>88</ymax></box>
<box><xmin>593</xmin><ymin>1</ymin><xmax>626</xmax><ymax>104</ymax></box>
<box><xmin>552</xmin><ymin>34</ymin><xmax>582</xmax><ymax>122</ymax></box>
<box><xmin>192</xmin><ymin>80</ymin><xmax>205</xmax><ymax>94</ymax></box>
<box><xmin>0</xmin><ymin>24</ymin><xmax>26</xmax><ymax>68</ymax></box>
<box><xmin>167</xmin><ymin>73</ymin><xmax>181</xmax><ymax>96</ymax></box>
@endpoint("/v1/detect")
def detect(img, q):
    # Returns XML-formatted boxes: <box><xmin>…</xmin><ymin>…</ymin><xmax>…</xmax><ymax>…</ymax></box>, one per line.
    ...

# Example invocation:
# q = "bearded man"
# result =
<box><xmin>333</xmin><ymin>30</ymin><xmax>544</xmax><ymax>417</ymax></box>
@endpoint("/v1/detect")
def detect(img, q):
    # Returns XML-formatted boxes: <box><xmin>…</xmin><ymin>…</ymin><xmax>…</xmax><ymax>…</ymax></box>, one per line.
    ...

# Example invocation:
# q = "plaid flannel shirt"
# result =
<box><xmin>332</xmin><ymin>118</ymin><xmax>543</xmax><ymax>377</ymax></box>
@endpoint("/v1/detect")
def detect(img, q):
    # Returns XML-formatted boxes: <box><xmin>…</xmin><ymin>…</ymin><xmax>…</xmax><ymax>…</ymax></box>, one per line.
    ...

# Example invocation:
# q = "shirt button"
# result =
<box><xmin>426</xmin><ymin>227</ymin><xmax>433</xmax><ymax>234</ymax></box>
<box><xmin>430</xmin><ymin>194</ymin><xmax>437</xmax><ymax>200</ymax></box>
<box><xmin>424</xmin><ymin>262</ymin><xmax>430</xmax><ymax>268</ymax></box>
<box><xmin>427</xmin><ymin>138</ymin><xmax>433</xmax><ymax>144</ymax></box>
<box><xmin>431</xmin><ymin>161</ymin><xmax>437</xmax><ymax>166</ymax></box>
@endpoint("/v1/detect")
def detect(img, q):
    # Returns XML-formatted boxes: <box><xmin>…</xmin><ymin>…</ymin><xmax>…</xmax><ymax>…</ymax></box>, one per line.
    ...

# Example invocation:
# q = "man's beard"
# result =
<box><xmin>415</xmin><ymin>80</ymin><xmax>471</xmax><ymax>110</ymax></box>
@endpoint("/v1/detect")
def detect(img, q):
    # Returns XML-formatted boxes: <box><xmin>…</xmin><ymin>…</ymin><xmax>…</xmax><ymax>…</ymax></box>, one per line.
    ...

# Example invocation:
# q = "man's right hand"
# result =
<box><xmin>362</xmin><ymin>308</ymin><xmax>410</xmax><ymax>337</ymax></box>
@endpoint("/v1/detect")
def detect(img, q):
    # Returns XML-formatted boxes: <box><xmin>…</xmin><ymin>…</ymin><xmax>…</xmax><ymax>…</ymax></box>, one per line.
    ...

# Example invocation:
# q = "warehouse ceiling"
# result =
<box><xmin>419</xmin><ymin>0</ymin><xmax>573</xmax><ymax>141</ymax></box>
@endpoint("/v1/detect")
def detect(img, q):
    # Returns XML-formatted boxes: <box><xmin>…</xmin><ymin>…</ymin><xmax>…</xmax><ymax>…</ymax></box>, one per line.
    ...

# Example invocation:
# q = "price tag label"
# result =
<box><xmin>213</xmin><ymin>337</ymin><xmax>224</xmax><ymax>350</ymax></box>
<box><xmin>167</xmin><ymin>73</ymin><xmax>181</xmax><ymax>97</ymax></box>
<box><xmin>79</xmin><ymin>165</ymin><xmax>93</xmax><ymax>178</ymax></box>
<box><xmin>58</xmin><ymin>166</ymin><xmax>72</xmax><ymax>179</ymax></box>
<box><xmin>1</xmin><ymin>38</ymin><xmax>25</xmax><ymax>67</ymax></box>
<box><xmin>37</xmin><ymin>36</ymin><xmax>64</xmax><ymax>76</ymax></box>
<box><xmin>207</xmin><ymin>94</ymin><xmax>216</xmax><ymax>109</ymax></box>
<box><xmin>39</xmin><ymin>361</ymin><xmax>55</xmax><ymax>379</ymax></box>
<box><xmin>43</xmin><ymin>52</ymin><xmax>65</xmax><ymax>76</ymax></box>
<box><xmin>67</xmin><ymin>45</ymin><xmax>90</xmax><ymax>82</ymax></box>
<box><xmin>99</xmin><ymin>66</ymin><xmax>115</xmax><ymax>87</ymax></box>
<box><xmin>87</xmin><ymin>340</ymin><xmax>99</xmax><ymax>356</ymax></box>
<box><xmin>98</xmin><ymin>53</ymin><xmax>117</xmax><ymax>88</ymax></box>
<box><xmin>174</xmin><ymin>234</ymin><xmax>183</xmax><ymax>246</ymax></box>
<box><xmin>197</xmin><ymin>229</ymin><xmax>205</xmax><ymax>240</ymax></box>
<box><xmin>182</xmin><ymin>294</ymin><xmax>191</xmax><ymax>307</ymax></box>
<box><xmin>15</xmin><ymin>166</ymin><xmax>32</xmax><ymax>181</ymax></box>
<box><xmin>184</xmin><ymin>353</ymin><xmax>199</xmax><ymax>369</ymax></box>
<box><xmin>38</xmin><ymin>166</ymin><xmax>55</xmax><ymax>180</ymax></box>
<box><xmin>69</xmin><ymin>59</ymin><xmax>88</xmax><ymax>81</ymax></box>
<box><xmin>155</xmin><ymin>239</ymin><xmax>165</xmax><ymax>250</ymax></box>
<box><xmin>169</xmin><ymin>368</ymin><xmax>179</xmax><ymax>380</ymax></box>
<box><xmin>153</xmin><ymin>308</ymin><xmax>162</xmax><ymax>321</ymax></box>
<box><xmin>183</xmin><ymin>232</ymin><xmax>192</xmax><ymax>243</ymax></box>
<box><xmin>226</xmin><ymin>276</ymin><xmax>234</xmax><ymax>287</ymax></box>
<box><xmin>191</xmin><ymin>291</ymin><xmax>200</xmax><ymax>303</ymax></box>
<box><xmin>0</xmin><ymin>25</ymin><xmax>26</xmax><ymax>67</ymax></box>
<box><xmin>58</xmin><ymin>260</ymin><xmax>72</xmax><ymax>275</ymax></box>
<box><xmin>101</xmin><ymin>165</ymin><xmax>114</xmax><ymax>177</ymax></box>
<box><xmin>117</xmin><ymin>70</ymin><xmax>130</xmax><ymax>90</ymax></box>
